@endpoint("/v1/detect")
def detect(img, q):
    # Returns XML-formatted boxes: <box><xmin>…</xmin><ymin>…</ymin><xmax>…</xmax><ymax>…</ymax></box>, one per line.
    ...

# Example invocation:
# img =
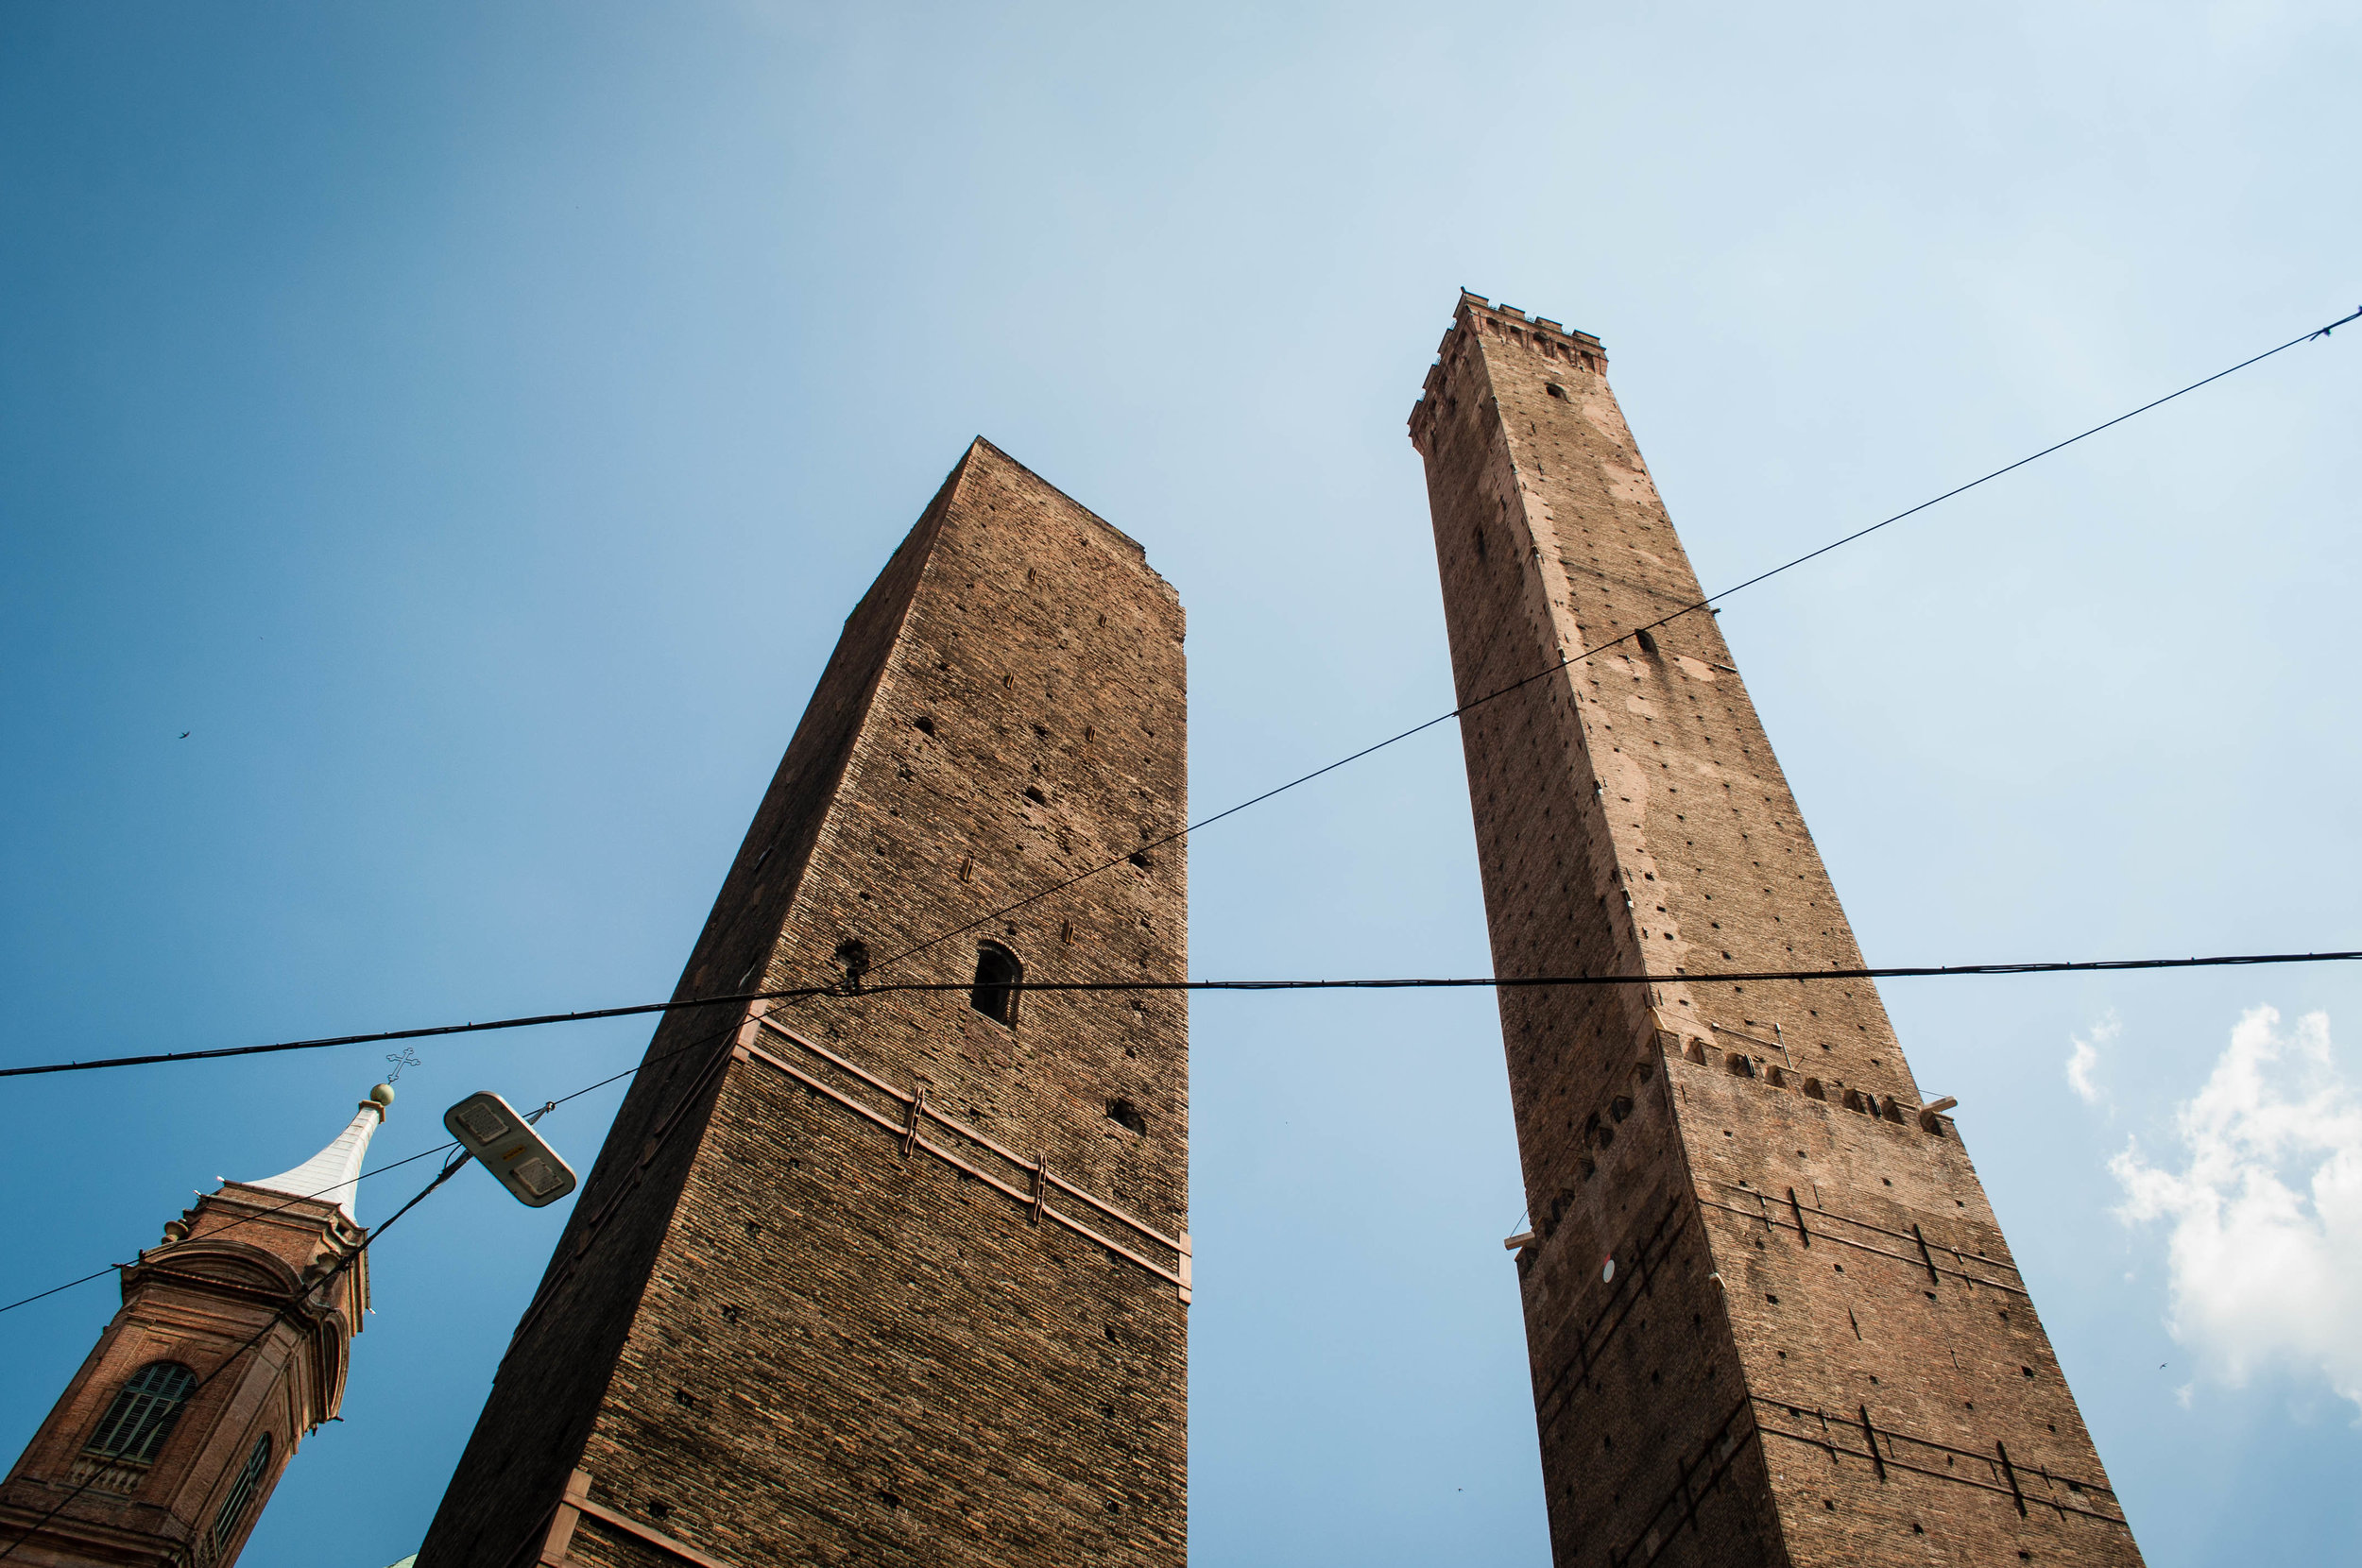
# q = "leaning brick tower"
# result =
<box><xmin>1408</xmin><ymin>293</ymin><xmax>2142</xmax><ymax>1567</ymax></box>
<box><xmin>417</xmin><ymin>438</ymin><xmax>1189</xmax><ymax>1568</ymax></box>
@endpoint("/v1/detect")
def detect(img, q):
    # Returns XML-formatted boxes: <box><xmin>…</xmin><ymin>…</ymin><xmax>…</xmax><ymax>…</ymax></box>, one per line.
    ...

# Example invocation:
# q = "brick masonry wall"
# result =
<box><xmin>419</xmin><ymin>439</ymin><xmax>1188</xmax><ymax>1568</ymax></box>
<box><xmin>1410</xmin><ymin>296</ymin><xmax>2144</xmax><ymax>1568</ymax></box>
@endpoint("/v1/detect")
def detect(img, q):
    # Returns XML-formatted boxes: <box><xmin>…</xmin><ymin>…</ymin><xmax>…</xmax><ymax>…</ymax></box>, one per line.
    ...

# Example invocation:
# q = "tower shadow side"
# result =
<box><xmin>417</xmin><ymin>438</ymin><xmax>1189</xmax><ymax>1568</ymax></box>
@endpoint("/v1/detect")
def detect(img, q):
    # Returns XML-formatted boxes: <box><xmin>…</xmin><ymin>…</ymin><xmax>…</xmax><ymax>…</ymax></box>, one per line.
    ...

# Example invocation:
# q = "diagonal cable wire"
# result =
<box><xmin>851</xmin><ymin>302</ymin><xmax>2362</xmax><ymax>979</ymax></box>
<box><xmin>0</xmin><ymin>992</ymin><xmax>839</xmax><ymax>1082</ymax></box>
<box><xmin>4</xmin><ymin>300</ymin><xmax>2356</xmax><ymax>1326</ymax></box>
<box><xmin>7</xmin><ymin>299</ymin><xmax>2353</xmax><ymax>1489</ymax></box>
<box><xmin>0</xmin><ymin>1033</ymin><xmax>722</xmax><ymax>1323</ymax></box>
<box><xmin>0</xmin><ymin>1141</ymin><xmax>458</xmax><ymax>1317</ymax></box>
<box><xmin>2</xmin><ymin>305</ymin><xmax>2350</xmax><ymax>1093</ymax></box>
<box><xmin>394</xmin><ymin>299</ymin><xmax>2361</xmax><ymax>1311</ymax></box>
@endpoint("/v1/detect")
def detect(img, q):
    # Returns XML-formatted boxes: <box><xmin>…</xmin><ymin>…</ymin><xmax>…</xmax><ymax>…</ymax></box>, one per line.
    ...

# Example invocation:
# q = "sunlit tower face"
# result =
<box><xmin>1409</xmin><ymin>293</ymin><xmax>2145</xmax><ymax>1568</ymax></box>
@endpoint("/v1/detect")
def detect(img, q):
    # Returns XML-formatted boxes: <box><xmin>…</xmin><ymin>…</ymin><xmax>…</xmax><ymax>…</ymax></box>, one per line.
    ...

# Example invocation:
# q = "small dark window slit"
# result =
<box><xmin>1635</xmin><ymin>628</ymin><xmax>1659</xmax><ymax>656</ymax></box>
<box><xmin>209</xmin><ymin>1433</ymin><xmax>272</xmax><ymax>1554</ymax></box>
<box><xmin>971</xmin><ymin>942</ymin><xmax>1023</xmax><ymax>1027</ymax></box>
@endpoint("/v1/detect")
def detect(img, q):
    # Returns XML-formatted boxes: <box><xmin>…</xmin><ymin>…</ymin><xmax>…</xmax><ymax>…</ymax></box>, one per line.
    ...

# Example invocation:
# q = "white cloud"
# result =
<box><xmin>2067</xmin><ymin>1011</ymin><xmax>2119</xmax><ymax>1106</ymax></box>
<box><xmin>2111</xmin><ymin>1006</ymin><xmax>2362</xmax><ymax>1413</ymax></box>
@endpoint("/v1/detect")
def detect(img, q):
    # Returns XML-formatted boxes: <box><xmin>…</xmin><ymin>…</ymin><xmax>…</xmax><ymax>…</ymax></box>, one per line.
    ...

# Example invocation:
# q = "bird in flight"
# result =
<box><xmin>179</xmin><ymin>731</ymin><xmax>190</xmax><ymax>740</ymax></box>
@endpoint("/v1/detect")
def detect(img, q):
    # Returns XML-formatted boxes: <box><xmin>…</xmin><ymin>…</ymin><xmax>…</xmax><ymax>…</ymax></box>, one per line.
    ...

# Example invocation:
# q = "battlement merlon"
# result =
<box><xmin>1408</xmin><ymin>292</ymin><xmax>1609</xmax><ymax>449</ymax></box>
<box><xmin>1454</xmin><ymin>289</ymin><xmax>1606</xmax><ymax>353</ymax></box>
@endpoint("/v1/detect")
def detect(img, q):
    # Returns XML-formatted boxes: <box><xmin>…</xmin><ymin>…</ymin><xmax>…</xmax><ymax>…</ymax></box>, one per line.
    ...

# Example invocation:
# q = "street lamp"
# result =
<box><xmin>442</xmin><ymin>1091</ymin><xmax>579</xmax><ymax>1207</ymax></box>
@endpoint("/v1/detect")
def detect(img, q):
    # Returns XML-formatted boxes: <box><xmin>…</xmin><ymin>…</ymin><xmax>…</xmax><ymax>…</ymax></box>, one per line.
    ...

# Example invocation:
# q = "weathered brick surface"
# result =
<box><xmin>0</xmin><ymin>1165</ymin><xmax>372</xmax><ymax>1566</ymax></box>
<box><xmin>418</xmin><ymin>439</ymin><xmax>1188</xmax><ymax>1568</ymax></box>
<box><xmin>1409</xmin><ymin>295</ymin><xmax>2143</xmax><ymax>1567</ymax></box>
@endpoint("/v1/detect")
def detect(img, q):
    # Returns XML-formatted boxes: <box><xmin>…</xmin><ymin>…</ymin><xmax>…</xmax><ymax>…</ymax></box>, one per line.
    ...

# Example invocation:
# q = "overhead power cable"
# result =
<box><xmin>0</xmin><ymin>1264</ymin><xmax>131</xmax><ymax>1317</ymax></box>
<box><xmin>850</xmin><ymin>302</ymin><xmax>2361</xmax><ymax>980</ymax></box>
<box><xmin>17</xmin><ymin>940</ymin><xmax>2362</xmax><ymax>1321</ymax></box>
<box><xmin>0</xmin><ymin>1114</ymin><xmax>561</xmax><ymax>1333</ymax></box>
<box><xmin>7</xmin><ymin>947</ymin><xmax>2361</xmax><ymax>1082</ymax></box>
<box><xmin>0</xmin><ymin>996</ymin><xmax>799</xmax><ymax>1082</ymax></box>
<box><xmin>16</xmin><ymin>933</ymin><xmax>2358</xmax><ymax>1355</ymax></box>
<box><xmin>842</xmin><ymin>949</ymin><xmax>2362</xmax><ymax>991</ymax></box>
<box><xmin>0</xmin><ymin>1140</ymin><xmax>460</xmax><ymax>1318</ymax></box>
<box><xmin>536</xmin><ymin>299</ymin><xmax>2348</xmax><ymax>1177</ymax></box>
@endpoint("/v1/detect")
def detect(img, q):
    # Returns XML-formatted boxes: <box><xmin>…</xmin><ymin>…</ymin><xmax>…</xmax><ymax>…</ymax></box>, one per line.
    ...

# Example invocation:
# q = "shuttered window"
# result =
<box><xmin>82</xmin><ymin>1362</ymin><xmax>197</xmax><ymax>1466</ymax></box>
<box><xmin>210</xmin><ymin>1433</ymin><xmax>272</xmax><ymax>1552</ymax></box>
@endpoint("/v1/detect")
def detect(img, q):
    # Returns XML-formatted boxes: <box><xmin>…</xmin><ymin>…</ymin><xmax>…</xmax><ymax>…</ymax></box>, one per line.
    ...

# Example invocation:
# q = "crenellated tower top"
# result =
<box><xmin>1408</xmin><ymin>290</ymin><xmax>1607</xmax><ymax>453</ymax></box>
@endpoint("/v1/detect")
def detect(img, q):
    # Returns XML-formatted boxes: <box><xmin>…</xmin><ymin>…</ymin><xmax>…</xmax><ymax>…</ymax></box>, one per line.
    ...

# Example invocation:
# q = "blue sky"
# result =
<box><xmin>3</xmin><ymin>4</ymin><xmax>2357</xmax><ymax>1564</ymax></box>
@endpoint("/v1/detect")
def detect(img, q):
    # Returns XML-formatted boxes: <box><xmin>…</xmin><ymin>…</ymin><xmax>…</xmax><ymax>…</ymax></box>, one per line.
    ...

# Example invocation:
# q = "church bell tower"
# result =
<box><xmin>0</xmin><ymin>1085</ymin><xmax>393</xmax><ymax>1567</ymax></box>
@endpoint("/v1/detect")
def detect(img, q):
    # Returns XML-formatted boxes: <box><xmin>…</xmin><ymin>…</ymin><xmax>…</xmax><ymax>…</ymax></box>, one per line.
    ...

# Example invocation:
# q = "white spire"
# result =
<box><xmin>245</xmin><ymin>1085</ymin><xmax>394</xmax><ymax>1221</ymax></box>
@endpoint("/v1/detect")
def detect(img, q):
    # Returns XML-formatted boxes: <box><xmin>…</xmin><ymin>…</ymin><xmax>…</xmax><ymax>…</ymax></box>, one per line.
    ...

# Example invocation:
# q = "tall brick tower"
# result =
<box><xmin>1408</xmin><ymin>293</ymin><xmax>2142</xmax><ymax>1567</ymax></box>
<box><xmin>418</xmin><ymin>439</ymin><xmax>1189</xmax><ymax>1568</ymax></box>
<box><xmin>0</xmin><ymin>1086</ymin><xmax>391</xmax><ymax>1567</ymax></box>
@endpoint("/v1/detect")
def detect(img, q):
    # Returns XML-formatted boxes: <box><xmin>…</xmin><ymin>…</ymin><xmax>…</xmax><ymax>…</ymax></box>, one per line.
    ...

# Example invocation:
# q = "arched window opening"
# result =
<box><xmin>83</xmin><ymin>1362</ymin><xmax>197</xmax><ymax>1467</ymax></box>
<box><xmin>210</xmin><ymin>1433</ymin><xmax>272</xmax><ymax>1554</ymax></box>
<box><xmin>970</xmin><ymin>943</ymin><xmax>1022</xmax><ymax>1028</ymax></box>
<box><xmin>1106</xmin><ymin>1098</ymin><xmax>1147</xmax><ymax>1135</ymax></box>
<box><xmin>1725</xmin><ymin>1052</ymin><xmax>1754</xmax><ymax>1079</ymax></box>
<box><xmin>834</xmin><ymin>939</ymin><xmax>870</xmax><ymax>993</ymax></box>
<box><xmin>1635</xmin><ymin>628</ymin><xmax>1660</xmax><ymax>656</ymax></box>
